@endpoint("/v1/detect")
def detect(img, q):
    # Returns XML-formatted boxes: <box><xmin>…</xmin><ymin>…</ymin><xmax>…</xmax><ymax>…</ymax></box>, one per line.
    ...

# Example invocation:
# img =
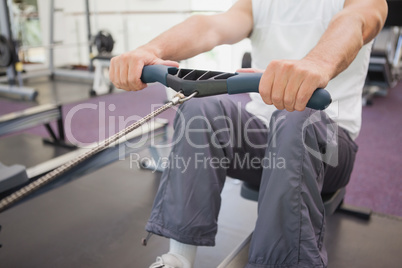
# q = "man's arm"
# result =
<box><xmin>109</xmin><ymin>0</ymin><xmax>253</xmax><ymax>91</ymax></box>
<box><xmin>259</xmin><ymin>0</ymin><xmax>388</xmax><ymax>111</ymax></box>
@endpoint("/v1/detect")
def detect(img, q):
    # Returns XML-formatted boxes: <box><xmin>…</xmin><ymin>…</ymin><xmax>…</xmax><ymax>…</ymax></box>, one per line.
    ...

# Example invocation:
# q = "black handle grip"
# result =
<box><xmin>140</xmin><ymin>65</ymin><xmax>177</xmax><ymax>85</ymax></box>
<box><xmin>226</xmin><ymin>72</ymin><xmax>332</xmax><ymax>110</ymax></box>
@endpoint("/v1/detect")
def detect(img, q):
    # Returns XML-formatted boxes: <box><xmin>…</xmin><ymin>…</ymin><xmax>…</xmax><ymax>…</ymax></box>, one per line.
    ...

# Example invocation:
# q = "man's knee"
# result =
<box><xmin>270</xmin><ymin>108</ymin><xmax>331</xmax><ymax>135</ymax></box>
<box><xmin>271</xmin><ymin>108</ymin><xmax>311</xmax><ymax>128</ymax></box>
<box><xmin>268</xmin><ymin>110</ymin><xmax>310</xmax><ymax>143</ymax></box>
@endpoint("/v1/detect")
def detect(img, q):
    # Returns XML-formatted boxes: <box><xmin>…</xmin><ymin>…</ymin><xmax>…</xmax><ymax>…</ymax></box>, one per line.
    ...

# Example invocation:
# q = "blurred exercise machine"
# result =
<box><xmin>0</xmin><ymin>103</ymin><xmax>70</xmax><ymax>147</ymax></box>
<box><xmin>49</xmin><ymin>0</ymin><xmax>115</xmax><ymax>97</ymax></box>
<box><xmin>0</xmin><ymin>99</ymin><xmax>168</xmax><ymax>245</ymax></box>
<box><xmin>0</xmin><ymin>0</ymin><xmax>116</xmax><ymax>99</ymax></box>
<box><xmin>89</xmin><ymin>31</ymin><xmax>115</xmax><ymax>96</ymax></box>
<box><xmin>0</xmin><ymin>0</ymin><xmax>37</xmax><ymax>100</ymax></box>
<box><xmin>0</xmin><ymin>114</ymin><xmax>168</xmax><ymax>213</ymax></box>
<box><xmin>0</xmin><ymin>103</ymin><xmax>76</xmax><ymax>199</ymax></box>
<box><xmin>363</xmin><ymin>0</ymin><xmax>402</xmax><ymax>105</ymax></box>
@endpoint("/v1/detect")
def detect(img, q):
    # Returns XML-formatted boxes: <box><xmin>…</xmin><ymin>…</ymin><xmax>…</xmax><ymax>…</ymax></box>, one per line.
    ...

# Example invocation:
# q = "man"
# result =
<box><xmin>109</xmin><ymin>0</ymin><xmax>387</xmax><ymax>267</ymax></box>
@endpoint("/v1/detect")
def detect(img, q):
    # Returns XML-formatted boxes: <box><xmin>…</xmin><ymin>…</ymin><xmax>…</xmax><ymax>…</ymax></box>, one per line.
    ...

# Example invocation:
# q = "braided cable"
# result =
<box><xmin>0</xmin><ymin>93</ymin><xmax>193</xmax><ymax>213</ymax></box>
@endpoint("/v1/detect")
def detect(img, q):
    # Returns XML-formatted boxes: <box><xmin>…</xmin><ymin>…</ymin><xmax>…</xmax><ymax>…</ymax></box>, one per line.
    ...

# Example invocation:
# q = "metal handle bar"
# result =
<box><xmin>141</xmin><ymin>65</ymin><xmax>332</xmax><ymax>110</ymax></box>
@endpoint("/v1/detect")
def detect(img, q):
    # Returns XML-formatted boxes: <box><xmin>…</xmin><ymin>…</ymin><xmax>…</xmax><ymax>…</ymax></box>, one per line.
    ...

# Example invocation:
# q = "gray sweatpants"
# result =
<box><xmin>146</xmin><ymin>95</ymin><xmax>358</xmax><ymax>268</ymax></box>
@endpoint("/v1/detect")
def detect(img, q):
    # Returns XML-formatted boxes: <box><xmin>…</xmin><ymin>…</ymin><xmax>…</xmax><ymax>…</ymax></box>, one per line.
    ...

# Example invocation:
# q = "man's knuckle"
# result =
<box><xmin>297</xmin><ymin>94</ymin><xmax>308</xmax><ymax>104</ymax></box>
<box><xmin>294</xmin><ymin>105</ymin><xmax>304</xmax><ymax>112</ymax></box>
<box><xmin>283</xmin><ymin>96</ymin><xmax>294</xmax><ymax>107</ymax></box>
<box><xmin>272</xmin><ymin>94</ymin><xmax>282</xmax><ymax>104</ymax></box>
<box><xmin>260</xmin><ymin>92</ymin><xmax>271</xmax><ymax>104</ymax></box>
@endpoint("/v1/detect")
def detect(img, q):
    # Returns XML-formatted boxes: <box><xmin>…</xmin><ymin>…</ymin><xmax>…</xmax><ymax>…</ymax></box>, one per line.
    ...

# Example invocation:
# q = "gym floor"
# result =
<box><xmin>0</xmin><ymin>77</ymin><xmax>401</xmax><ymax>268</ymax></box>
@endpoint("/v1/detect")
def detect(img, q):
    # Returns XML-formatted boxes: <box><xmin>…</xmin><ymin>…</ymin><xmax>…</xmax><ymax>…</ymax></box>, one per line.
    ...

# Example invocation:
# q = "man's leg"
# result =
<box><xmin>146</xmin><ymin>95</ymin><xmax>268</xmax><ymax>246</ymax></box>
<box><xmin>322</xmin><ymin>127</ymin><xmax>358</xmax><ymax>193</ymax></box>
<box><xmin>247</xmin><ymin>109</ymin><xmax>357</xmax><ymax>268</ymax></box>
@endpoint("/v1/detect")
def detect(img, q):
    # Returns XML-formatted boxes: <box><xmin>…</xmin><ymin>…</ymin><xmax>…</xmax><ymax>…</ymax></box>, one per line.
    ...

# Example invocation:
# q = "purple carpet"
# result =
<box><xmin>1</xmin><ymin>82</ymin><xmax>401</xmax><ymax>217</ymax></box>
<box><xmin>0</xmin><ymin>84</ymin><xmax>175</xmax><ymax>143</ymax></box>
<box><xmin>59</xmin><ymin>84</ymin><xmax>176</xmax><ymax>145</ymax></box>
<box><xmin>345</xmin><ymin>85</ymin><xmax>402</xmax><ymax>217</ymax></box>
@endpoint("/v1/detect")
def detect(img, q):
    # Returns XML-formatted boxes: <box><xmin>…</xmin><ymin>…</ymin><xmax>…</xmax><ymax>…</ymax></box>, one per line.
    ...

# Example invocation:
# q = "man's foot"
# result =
<box><xmin>149</xmin><ymin>253</ymin><xmax>191</xmax><ymax>268</ymax></box>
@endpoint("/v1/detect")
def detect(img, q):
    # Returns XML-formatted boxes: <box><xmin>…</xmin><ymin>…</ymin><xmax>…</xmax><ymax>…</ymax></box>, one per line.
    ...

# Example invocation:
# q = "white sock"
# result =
<box><xmin>168</xmin><ymin>239</ymin><xmax>198</xmax><ymax>266</ymax></box>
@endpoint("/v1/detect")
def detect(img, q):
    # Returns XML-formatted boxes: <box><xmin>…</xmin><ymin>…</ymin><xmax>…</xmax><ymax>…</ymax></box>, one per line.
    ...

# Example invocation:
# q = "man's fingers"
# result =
<box><xmin>271</xmin><ymin>72</ymin><xmax>290</xmax><ymax>110</ymax></box>
<box><xmin>127</xmin><ymin>60</ymin><xmax>142</xmax><ymax>90</ymax></box>
<box><xmin>110</xmin><ymin>56</ymin><xmax>122</xmax><ymax>89</ymax></box>
<box><xmin>283</xmin><ymin>73</ymin><xmax>304</xmax><ymax>112</ymax></box>
<box><xmin>127</xmin><ymin>63</ymin><xmax>143</xmax><ymax>91</ymax></box>
<box><xmin>294</xmin><ymin>80</ymin><xmax>315</xmax><ymax>111</ymax></box>
<box><xmin>119</xmin><ymin>57</ymin><xmax>129</xmax><ymax>90</ymax></box>
<box><xmin>259</xmin><ymin>69</ymin><xmax>274</xmax><ymax>105</ymax></box>
<box><xmin>270</xmin><ymin>61</ymin><xmax>296</xmax><ymax>110</ymax></box>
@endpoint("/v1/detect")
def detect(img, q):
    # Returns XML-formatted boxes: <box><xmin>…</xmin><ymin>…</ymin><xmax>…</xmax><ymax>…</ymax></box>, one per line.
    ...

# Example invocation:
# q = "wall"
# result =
<box><xmin>36</xmin><ymin>0</ymin><xmax>250</xmax><ymax>71</ymax></box>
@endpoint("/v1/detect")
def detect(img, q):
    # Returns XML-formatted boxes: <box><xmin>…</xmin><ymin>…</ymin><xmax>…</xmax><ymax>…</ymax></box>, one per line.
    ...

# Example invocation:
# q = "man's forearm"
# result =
<box><xmin>141</xmin><ymin>15</ymin><xmax>222</xmax><ymax>62</ymax></box>
<box><xmin>304</xmin><ymin>0</ymin><xmax>388</xmax><ymax>80</ymax></box>
<box><xmin>303</xmin><ymin>13</ymin><xmax>366</xmax><ymax>81</ymax></box>
<box><xmin>140</xmin><ymin>0</ymin><xmax>253</xmax><ymax>62</ymax></box>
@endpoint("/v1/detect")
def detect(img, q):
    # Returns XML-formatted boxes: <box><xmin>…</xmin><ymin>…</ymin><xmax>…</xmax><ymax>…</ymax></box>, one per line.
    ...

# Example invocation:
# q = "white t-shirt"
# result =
<box><xmin>246</xmin><ymin>0</ymin><xmax>372</xmax><ymax>140</ymax></box>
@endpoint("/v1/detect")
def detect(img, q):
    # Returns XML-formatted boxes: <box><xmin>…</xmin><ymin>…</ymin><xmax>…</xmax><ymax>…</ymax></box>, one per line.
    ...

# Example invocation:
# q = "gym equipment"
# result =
<box><xmin>0</xmin><ymin>35</ymin><xmax>12</xmax><ymax>68</ymax></box>
<box><xmin>0</xmin><ymin>0</ymin><xmax>38</xmax><ymax>101</ymax></box>
<box><xmin>141</xmin><ymin>65</ymin><xmax>332</xmax><ymax>110</ymax></box>
<box><xmin>49</xmin><ymin>1</ymin><xmax>115</xmax><ymax>75</ymax></box>
<box><xmin>0</xmin><ymin>91</ymin><xmax>190</xmax><ymax>213</ymax></box>
<box><xmin>0</xmin><ymin>118</ymin><xmax>168</xmax><ymax>196</ymax></box>
<box><xmin>90</xmin><ymin>55</ymin><xmax>114</xmax><ymax>96</ymax></box>
<box><xmin>0</xmin><ymin>115</ymin><xmax>168</xmax><ymax>249</ymax></box>
<box><xmin>0</xmin><ymin>162</ymin><xmax>28</xmax><ymax>194</ymax></box>
<box><xmin>88</xmin><ymin>30</ymin><xmax>115</xmax><ymax>96</ymax></box>
<box><xmin>0</xmin><ymin>104</ymin><xmax>70</xmax><ymax>147</ymax></box>
<box><xmin>48</xmin><ymin>0</ymin><xmax>94</xmax><ymax>80</ymax></box>
<box><xmin>48</xmin><ymin>0</ymin><xmax>116</xmax><ymax>97</ymax></box>
<box><xmin>94</xmin><ymin>30</ymin><xmax>115</xmax><ymax>55</ymax></box>
<box><xmin>363</xmin><ymin>0</ymin><xmax>402</xmax><ymax>105</ymax></box>
<box><xmin>138</xmin><ymin>64</ymin><xmax>332</xmax><ymax>174</ymax></box>
<box><xmin>89</xmin><ymin>30</ymin><xmax>115</xmax><ymax>96</ymax></box>
<box><xmin>241</xmin><ymin>52</ymin><xmax>252</xmax><ymax>69</ymax></box>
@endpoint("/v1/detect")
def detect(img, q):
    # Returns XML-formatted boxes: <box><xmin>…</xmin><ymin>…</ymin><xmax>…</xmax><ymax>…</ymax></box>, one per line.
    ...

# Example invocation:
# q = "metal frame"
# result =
<box><xmin>26</xmin><ymin>118</ymin><xmax>169</xmax><ymax>179</ymax></box>
<box><xmin>0</xmin><ymin>103</ymin><xmax>70</xmax><ymax>147</ymax></box>
<box><xmin>48</xmin><ymin>0</ymin><xmax>95</xmax><ymax>81</ymax></box>
<box><xmin>0</xmin><ymin>118</ymin><xmax>168</xmax><ymax>213</ymax></box>
<box><xmin>217</xmin><ymin>233</ymin><xmax>252</xmax><ymax>268</ymax></box>
<box><xmin>91</xmin><ymin>57</ymin><xmax>114</xmax><ymax>95</ymax></box>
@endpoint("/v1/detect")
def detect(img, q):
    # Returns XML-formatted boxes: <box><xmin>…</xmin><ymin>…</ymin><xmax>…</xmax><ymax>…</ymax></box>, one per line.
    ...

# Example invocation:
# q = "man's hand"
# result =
<box><xmin>260</xmin><ymin>59</ymin><xmax>332</xmax><ymax>112</ymax></box>
<box><xmin>238</xmin><ymin>59</ymin><xmax>331</xmax><ymax>112</ymax></box>
<box><xmin>109</xmin><ymin>48</ymin><xmax>179</xmax><ymax>91</ymax></box>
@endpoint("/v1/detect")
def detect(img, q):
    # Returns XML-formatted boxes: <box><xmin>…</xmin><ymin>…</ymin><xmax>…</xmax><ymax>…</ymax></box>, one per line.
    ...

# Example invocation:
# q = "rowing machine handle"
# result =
<box><xmin>140</xmin><ymin>64</ymin><xmax>174</xmax><ymax>85</ymax></box>
<box><xmin>141</xmin><ymin>65</ymin><xmax>332</xmax><ymax>110</ymax></box>
<box><xmin>226</xmin><ymin>73</ymin><xmax>332</xmax><ymax>110</ymax></box>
